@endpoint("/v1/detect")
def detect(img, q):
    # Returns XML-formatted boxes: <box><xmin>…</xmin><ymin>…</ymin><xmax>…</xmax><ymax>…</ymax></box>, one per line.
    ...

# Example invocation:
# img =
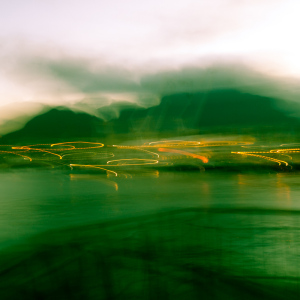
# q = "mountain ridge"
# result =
<box><xmin>1</xmin><ymin>89</ymin><xmax>300</xmax><ymax>143</ymax></box>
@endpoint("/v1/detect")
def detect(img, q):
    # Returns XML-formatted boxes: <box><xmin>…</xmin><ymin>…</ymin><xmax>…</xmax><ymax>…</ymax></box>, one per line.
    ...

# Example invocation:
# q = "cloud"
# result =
<box><xmin>14</xmin><ymin>54</ymin><xmax>298</xmax><ymax>98</ymax></box>
<box><xmin>30</xmin><ymin>58</ymin><xmax>140</xmax><ymax>94</ymax></box>
<box><xmin>1</xmin><ymin>51</ymin><xmax>300</xmax><ymax>135</ymax></box>
<box><xmin>0</xmin><ymin>102</ymin><xmax>48</xmax><ymax>136</ymax></box>
<box><xmin>140</xmin><ymin>62</ymin><xmax>300</xmax><ymax>101</ymax></box>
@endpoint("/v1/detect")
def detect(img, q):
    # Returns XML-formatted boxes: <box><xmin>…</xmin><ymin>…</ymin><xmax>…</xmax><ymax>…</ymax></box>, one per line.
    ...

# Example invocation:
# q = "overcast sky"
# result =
<box><xmin>1</xmin><ymin>0</ymin><xmax>300</xmax><ymax>134</ymax></box>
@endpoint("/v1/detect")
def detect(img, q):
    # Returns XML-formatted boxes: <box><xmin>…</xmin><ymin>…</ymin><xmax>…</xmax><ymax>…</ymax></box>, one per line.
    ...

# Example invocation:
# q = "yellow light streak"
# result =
<box><xmin>106</xmin><ymin>159</ymin><xmax>159</xmax><ymax>166</ymax></box>
<box><xmin>12</xmin><ymin>146</ymin><xmax>63</xmax><ymax>159</ymax></box>
<box><xmin>278</xmin><ymin>153</ymin><xmax>293</xmax><ymax>160</ymax></box>
<box><xmin>114</xmin><ymin>140</ymin><xmax>253</xmax><ymax>149</ymax></box>
<box><xmin>271</xmin><ymin>149</ymin><xmax>300</xmax><ymax>153</ymax></box>
<box><xmin>232</xmin><ymin>152</ymin><xmax>288</xmax><ymax>166</ymax></box>
<box><xmin>237</xmin><ymin>150</ymin><xmax>293</xmax><ymax>160</ymax></box>
<box><xmin>148</xmin><ymin>140</ymin><xmax>201</xmax><ymax>147</ymax></box>
<box><xmin>157</xmin><ymin>147</ymin><xmax>208</xmax><ymax>163</ymax></box>
<box><xmin>0</xmin><ymin>150</ymin><xmax>32</xmax><ymax>161</ymax></box>
<box><xmin>113</xmin><ymin>145</ymin><xmax>160</xmax><ymax>158</ymax></box>
<box><xmin>234</xmin><ymin>151</ymin><xmax>271</xmax><ymax>153</ymax></box>
<box><xmin>61</xmin><ymin>151</ymin><xmax>114</xmax><ymax>159</ymax></box>
<box><xmin>11</xmin><ymin>142</ymin><xmax>105</xmax><ymax>160</ymax></box>
<box><xmin>69</xmin><ymin>164</ymin><xmax>118</xmax><ymax>176</ymax></box>
<box><xmin>51</xmin><ymin>141</ymin><xmax>104</xmax><ymax>150</ymax></box>
<box><xmin>134</xmin><ymin>148</ymin><xmax>160</xmax><ymax>158</ymax></box>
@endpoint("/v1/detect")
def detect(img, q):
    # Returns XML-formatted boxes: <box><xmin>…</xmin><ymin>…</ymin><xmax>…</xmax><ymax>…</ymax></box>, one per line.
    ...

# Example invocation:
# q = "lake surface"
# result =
<box><xmin>1</xmin><ymin>169</ymin><xmax>300</xmax><ymax>299</ymax></box>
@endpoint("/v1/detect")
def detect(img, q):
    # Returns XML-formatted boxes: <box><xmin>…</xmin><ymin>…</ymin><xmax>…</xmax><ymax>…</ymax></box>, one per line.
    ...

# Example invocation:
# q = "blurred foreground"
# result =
<box><xmin>0</xmin><ymin>160</ymin><xmax>300</xmax><ymax>298</ymax></box>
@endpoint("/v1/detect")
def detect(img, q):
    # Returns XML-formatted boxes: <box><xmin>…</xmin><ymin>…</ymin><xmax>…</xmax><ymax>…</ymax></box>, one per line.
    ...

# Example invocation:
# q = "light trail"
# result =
<box><xmin>12</xmin><ymin>146</ymin><xmax>63</xmax><ymax>159</ymax></box>
<box><xmin>51</xmin><ymin>141</ymin><xmax>104</xmax><ymax>150</ymax></box>
<box><xmin>31</xmin><ymin>149</ymin><xmax>63</xmax><ymax>159</ymax></box>
<box><xmin>137</xmin><ymin>148</ymin><xmax>160</xmax><ymax>158</ymax></box>
<box><xmin>113</xmin><ymin>145</ymin><xmax>160</xmax><ymax>158</ymax></box>
<box><xmin>106</xmin><ymin>159</ymin><xmax>159</xmax><ymax>166</ymax></box>
<box><xmin>269</xmin><ymin>148</ymin><xmax>300</xmax><ymax>160</ymax></box>
<box><xmin>232</xmin><ymin>152</ymin><xmax>288</xmax><ymax>166</ymax></box>
<box><xmin>69</xmin><ymin>164</ymin><xmax>118</xmax><ymax>176</ymax></box>
<box><xmin>0</xmin><ymin>150</ymin><xmax>32</xmax><ymax>161</ymax></box>
<box><xmin>148</xmin><ymin>140</ymin><xmax>201</xmax><ymax>147</ymax></box>
<box><xmin>280</xmin><ymin>143</ymin><xmax>300</xmax><ymax>147</ymax></box>
<box><xmin>193</xmin><ymin>141</ymin><xmax>254</xmax><ymax>147</ymax></box>
<box><xmin>11</xmin><ymin>142</ymin><xmax>105</xmax><ymax>160</ymax></box>
<box><xmin>277</xmin><ymin>153</ymin><xmax>293</xmax><ymax>160</ymax></box>
<box><xmin>4</xmin><ymin>139</ymin><xmax>298</xmax><ymax>171</ymax></box>
<box><xmin>237</xmin><ymin>150</ymin><xmax>293</xmax><ymax>160</ymax></box>
<box><xmin>271</xmin><ymin>149</ymin><xmax>300</xmax><ymax>154</ymax></box>
<box><xmin>115</xmin><ymin>140</ymin><xmax>253</xmax><ymax>149</ymax></box>
<box><xmin>157</xmin><ymin>148</ymin><xmax>209</xmax><ymax>163</ymax></box>
<box><xmin>61</xmin><ymin>151</ymin><xmax>114</xmax><ymax>159</ymax></box>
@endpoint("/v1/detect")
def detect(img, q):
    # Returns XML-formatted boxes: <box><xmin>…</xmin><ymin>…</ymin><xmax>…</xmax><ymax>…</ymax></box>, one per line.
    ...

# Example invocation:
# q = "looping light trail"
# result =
<box><xmin>51</xmin><ymin>141</ymin><xmax>104</xmax><ymax>150</ymax></box>
<box><xmin>11</xmin><ymin>142</ymin><xmax>104</xmax><ymax>160</ymax></box>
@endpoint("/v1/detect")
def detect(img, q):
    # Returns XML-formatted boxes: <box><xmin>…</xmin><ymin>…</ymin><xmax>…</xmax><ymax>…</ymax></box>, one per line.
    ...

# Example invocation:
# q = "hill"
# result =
<box><xmin>1</xmin><ymin>89</ymin><xmax>300</xmax><ymax>143</ymax></box>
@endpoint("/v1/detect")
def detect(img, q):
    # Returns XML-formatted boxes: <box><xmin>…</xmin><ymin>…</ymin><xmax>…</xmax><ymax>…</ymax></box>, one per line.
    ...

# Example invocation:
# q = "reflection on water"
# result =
<box><xmin>1</xmin><ymin>170</ymin><xmax>300</xmax><ymax>299</ymax></box>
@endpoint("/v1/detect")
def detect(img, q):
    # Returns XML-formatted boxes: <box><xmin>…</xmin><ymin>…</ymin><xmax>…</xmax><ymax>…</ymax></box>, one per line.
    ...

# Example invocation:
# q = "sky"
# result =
<box><xmin>1</xmin><ymin>0</ymin><xmax>300</xmax><ymax>134</ymax></box>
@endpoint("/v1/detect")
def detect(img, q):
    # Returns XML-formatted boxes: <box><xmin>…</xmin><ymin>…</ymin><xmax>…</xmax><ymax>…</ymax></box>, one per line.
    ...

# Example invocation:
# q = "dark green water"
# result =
<box><xmin>1</xmin><ymin>170</ymin><xmax>300</xmax><ymax>299</ymax></box>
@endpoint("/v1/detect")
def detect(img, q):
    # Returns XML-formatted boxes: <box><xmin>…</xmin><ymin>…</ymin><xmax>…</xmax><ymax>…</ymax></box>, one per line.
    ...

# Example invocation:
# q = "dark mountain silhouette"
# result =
<box><xmin>106</xmin><ymin>89</ymin><xmax>300</xmax><ymax>136</ymax></box>
<box><xmin>1</xmin><ymin>108</ymin><xmax>106</xmax><ymax>143</ymax></box>
<box><xmin>1</xmin><ymin>89</ymin><xmax>300</xmax><ymax>143</ymax></box>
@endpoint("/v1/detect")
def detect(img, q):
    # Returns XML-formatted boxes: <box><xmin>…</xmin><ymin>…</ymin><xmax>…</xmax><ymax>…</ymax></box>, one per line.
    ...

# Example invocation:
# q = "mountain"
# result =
<box><xmin>1</xmin><ymin>89</ymin><xmax>300</xmax><ymax>143</ymax></box>
<box><xmin>1</xmin><ymin>108</ymin><xmax>106</xmax><ymax>143</ymax></box>
<box><xmin>106</xmin><ymin>89</ymin><xmax>300</xmax><ymax>136</ymax></box>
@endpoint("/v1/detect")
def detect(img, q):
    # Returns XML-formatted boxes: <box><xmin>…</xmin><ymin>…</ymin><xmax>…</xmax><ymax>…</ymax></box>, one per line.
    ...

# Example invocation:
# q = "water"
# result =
<box><xmin>1</xmin><ymin>169</ymin><xmax>300</xmax><ymax>299</ymax></box>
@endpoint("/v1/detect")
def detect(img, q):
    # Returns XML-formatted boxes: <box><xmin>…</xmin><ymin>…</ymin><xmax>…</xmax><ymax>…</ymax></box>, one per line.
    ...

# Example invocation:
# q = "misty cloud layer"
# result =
<box><xmin>1</xmin><ymin>52</ymin><xmax>300</xmax><ymax>135</ymax></box>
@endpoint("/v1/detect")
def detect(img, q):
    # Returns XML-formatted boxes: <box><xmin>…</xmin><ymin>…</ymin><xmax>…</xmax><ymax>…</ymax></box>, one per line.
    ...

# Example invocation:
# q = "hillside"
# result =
<box><xmin>1</xmin><ymin>89</ymin><xmax>300</xmax><ymax>143</ymax></box>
